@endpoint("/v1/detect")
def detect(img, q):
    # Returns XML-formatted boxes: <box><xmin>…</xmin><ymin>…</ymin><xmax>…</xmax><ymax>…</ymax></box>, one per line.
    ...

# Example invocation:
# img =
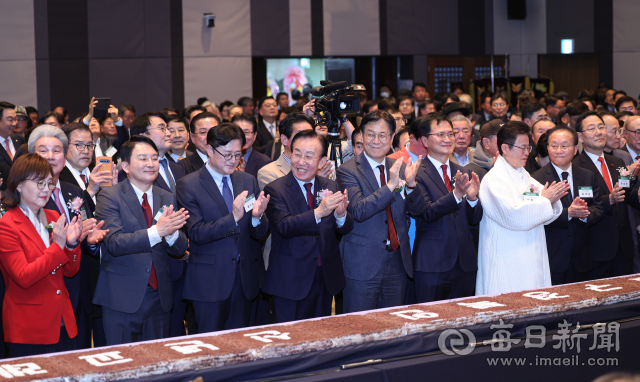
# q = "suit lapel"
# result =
<box><xmin>152</xmin><ymin>186</ymin><xmax>163</xmax><ymax>224</ymax></box>
<box><xmin>245</xmin><ymin>150</ymin><xmax>256</xmax><ymax>175</ymax></box>
<box><xmin>604</xmin><ymin>153</ymin><xmax>619</xmax><ymax>185</ymax></box>
<box><xmin>199</xmin><ymin>166</ymin><xmax>229</xmax><ymax>213</ymax></box>
<box><xmin>0</xmin><ymin>141</ymin><xmax>11</xmax><ymax>164</ymax></box>
<box><xmin>230</xmin><ymin>171</ymin><xmax>244</xmax><ymax>200</ymax></box>
<box><xmin>154</xmin><ymin>172</ymin><xmax>170</xmax><ymax>193</ymax></box>
<box><xmin>121</xmin><ymin>180</ymin><xmax>149</xmax><ymax>229</ymax></box>
<box><xmin>423</xmin><ymin>159</ymin><xmax>449</xmax><ymax>195</ymax></box>
<box><xmin>356</xmin><ymin>154</ymin><xmax>382</xmax><ymax>193</ymax></box>
<box><xmin>285</xmin><ymin>172</ymin><xmax>309</xmax><ymax>214</ymax></box>
<box><xmin>13</xmin><ymin>209</ymin><xmax>47</xmax><ymax>252</ymax></box>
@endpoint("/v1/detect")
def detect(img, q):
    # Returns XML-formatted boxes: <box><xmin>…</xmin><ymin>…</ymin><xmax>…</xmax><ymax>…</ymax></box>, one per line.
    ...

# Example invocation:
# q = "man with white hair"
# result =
<box><xmin>449</xmin><ymin>115</ymin><xmax>475</xmax><ymax>166</ymax></box>
<box><xmin>28</xmin><ymin>124</ymin><xmax>108</xmax><ymax>350</ymax></box>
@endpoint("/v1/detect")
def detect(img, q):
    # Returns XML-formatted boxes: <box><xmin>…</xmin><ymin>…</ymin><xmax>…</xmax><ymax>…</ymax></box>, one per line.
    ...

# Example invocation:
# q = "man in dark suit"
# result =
<box><xmin>177</xmin><ymin>123</ymin><xmax>270</xmax><ymax>332</ymax></box>
<box><xmin>254</xmin><ymin>96</ymin><xmax>278</xmax><ymax>153</ymax></box>
<box><xmin>532</xmin><ymin>126</ymin><xmax>605</xmax><ymax>285</ymax></box>
<box><xmin>94</xmin><ymin>136</ymin><xmax>189</xmax><ymax>345</ymax></box>
<box><xmin>232</xmin><ymin>113</ymin><xmax>272</xmax><ymax>178</ymax></box>
<box><xmin>572</xmin><ymin>112</ymin><xmax>640</xmax><ymax>279</ymax></box>
<box><xmin>0</xmin><ymin>101</ymin><xmax>24</xmax><ymax>168</ymax></box>
<box><xmin>28</xmin><ymin>124</ymin><xmax>108</xmax><ymax>349</ymax></box>
<box><xmin>406</xmin><ymin>113</ymin><xmax>482</xmax><ymax>302</ymax></box>
<box><xmin>179</xmin><ymin>112</ymin><xmax>220</xmax><ymax>175</ymax></box>
<box><xmin>119</xmin><ymin>113</ymin><xmax>189</xmax><ymax>337</ymax></box>
<box><xmin>166</xmin><ymin>115</ymin><xmax>193</xmax><ymax>162</ymax></box>
<box><xmin>263</xmin><ymin>130</ymin><xmax>354</xmax><ymax>322</ymax></box>
<box><xmin>336</xmin><ymin>110</ymin><xmax>423</xmax><ymax>313</ymax></box>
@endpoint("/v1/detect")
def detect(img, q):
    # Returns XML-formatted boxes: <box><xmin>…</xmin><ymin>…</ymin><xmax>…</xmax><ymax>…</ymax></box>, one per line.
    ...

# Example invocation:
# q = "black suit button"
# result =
<box><xmin>146</xmin><ymin>269</ymin><xmax>150</xmax><ymax>273</ymax></box>
<box><xmin>385</xmin><ymin>220</ymin><xmax>388</xmax><ymax>224</ymax></box>
<box><xmin>232</xmin><ymin>258</ymin><xmax>237</xmax><ymax>262</ymax></box>
<box><xmin>236</xmin><ymin>238</ymin><xmax>239</xmax><ymax>242</ymax></box>
<box><xmin>569</xmin><ymin>236</ymin><xmax>572</xmax><ymax>239</ymax></box>
<box><xmin>314</xmin><ymin>257</ymin><xmax>318</xmax><ymax>260</ymax></box>
<box><xmin>454</xmin><ymin>213</ymin><xmax>458</xmax><ymax>218</ymax></box>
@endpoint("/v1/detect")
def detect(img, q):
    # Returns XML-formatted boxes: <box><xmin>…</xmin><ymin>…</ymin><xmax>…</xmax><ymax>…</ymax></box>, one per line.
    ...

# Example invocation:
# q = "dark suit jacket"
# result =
<box><xmin>336</xmin><ymin>153</ymin><xmax>422</xmax><ymax>280</ymax></box>
<box><xmin>178</xmin><ymin>150</ymin><xmax>206</xmax><ymax>175</ymax></box>
<box><xmin>245</xmin><ymin>149</ymin><xmax>272</xmax><ymax>179</ymax></box>
<box><xmin>253</xmin><ymin>120</ymin><xmax>275</xmax><ymax>154</ymax></box>
<box><xmin>532</xmin><ymin>163</ymin><xmax>605</xmax><ymax>273</ymax></box>
<box><xmin>176</xmin><ymin>167</ymin><xmax>269</xmax><ymax>302</ymax></box>
<box><xmin>0</xmin><ymin>135</ymin><xmax>24</xmax><ymax>167</ymax></box>
<box><xmin>0</xmin><ymin>163</ymin><xmax>10</xmax><ymax>191</ymax></box>
<box><xmin>407</xmin><ymin>160</ymin><xmax>483</xmax><ymax>273</ymax></box>
<box><xmin>45</xmin><ymin>181</ymin><xmax>98</xmax><ymax>316</ymax></box>
<box><xmin>58</xmin><ymin>166</ymin><xmax>95</xmax><ymax>213</ymax></box>
<box><xmin>93</xmin><ymin>180</ymin><xmax>188</xmax><ymax>313</ymax></box>
<box><xmin>263</xmin><ymin>172</ymin><xmax>354</xmax><ymax>300</ymax></box>
<box><xmin>265</xmin><ymin>140</ymin><xmax>283</xmax><ymax>162</ymax></box>
<box><xmin>573</xmin><ymin>152</ymin><xmax>640</xmax><ymax>261</ymax></box>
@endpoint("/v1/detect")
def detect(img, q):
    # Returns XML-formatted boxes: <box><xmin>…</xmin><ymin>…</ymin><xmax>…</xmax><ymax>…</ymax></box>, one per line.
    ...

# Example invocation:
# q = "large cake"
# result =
<box><xmin>2</xmin><ymin>275</ymin><xmax>640</xmax><ymax>381</ymax></box>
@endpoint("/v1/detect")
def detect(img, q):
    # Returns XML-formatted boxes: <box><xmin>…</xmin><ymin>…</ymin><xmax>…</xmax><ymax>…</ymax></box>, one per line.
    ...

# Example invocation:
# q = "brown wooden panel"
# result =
<box><xmin>539</xmin><ymin>53</ymin><xmax>599</xmax><ymax>98</ymax></box>
<box><xmin>427</xmin><ymin>56</ymin><xmax>506</xmax><ymax>97</ymax></box>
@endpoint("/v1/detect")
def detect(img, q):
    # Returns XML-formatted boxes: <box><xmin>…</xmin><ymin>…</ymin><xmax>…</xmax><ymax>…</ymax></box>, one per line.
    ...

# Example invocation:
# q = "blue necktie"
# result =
<box><xmin>159</xmin><ymin>158</ymin><xmax>177</xmax><ymax>195</ymax></box>
<box><xmin>221</xmin><ymin>176</ymin><xmax>233</xmax><ymax>213</ymax></box>
<box><xmin>221</xmin><ymin>176</ymin><xmax>240</xmax><ymax>261</ymax></box>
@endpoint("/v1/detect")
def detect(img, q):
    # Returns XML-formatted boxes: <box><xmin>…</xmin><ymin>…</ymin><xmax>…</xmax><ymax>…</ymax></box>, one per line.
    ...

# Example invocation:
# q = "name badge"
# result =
<box><xmin>80</xmin><ymin>207</ymin><xmax>88</xmax><ymax>221</ymax></box>
<box><xmin>105</xmin><ymin>146</ymin><xmax>118</xmax><ymax>157</ymax></box>
<box><xmin>578</xmin><ymin>186</ymin><xmax>593</xmax><ymax>198</ymax></box>
<box><xmin>619</xmin><ymin>177</ymin><xmax>631</xmax><ymax>188</ymax></box>
<box><xmin>523</xmin><ymin>192</ymin><xmax>539</xmax><ymax>202</ymax></box>
<box><xmin>154</xmin><ymin>206</ymin><xmax>166</xmax><ymax>222</ymax></box>
<box><xmin>244</xmin><ymin>194</ymin><xmax>256</xmax><ymax>213</ymax></box>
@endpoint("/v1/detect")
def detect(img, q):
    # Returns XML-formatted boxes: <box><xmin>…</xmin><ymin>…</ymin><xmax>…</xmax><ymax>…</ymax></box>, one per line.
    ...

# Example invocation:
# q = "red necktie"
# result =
<box><xmin>598</xmin><ymin>157</ymin><xmax>613</xmax><ymax>192</ymax></box>
<box><xmin>377</xmin><ymin>165</ymin><xmax>400</xmax><ymax>252</ymax></box>
<box><xmin>80</xmin><ymin>174</ymin><xmax>87</xmax><ymax>185</ymax></box>
<box><xmin>304</xmin><ymin>183</ymin><xmax>322</xmax><ymax>266</ymax></box>
<box><xmin>51</xmin><ymin>188</ymin><xmax>66</xmax><ymax>215</ymax></box>
<box><xmin>441</xmin><ymin>164</ymin><xmax>453</xmax><ymax>192</ymax></box>
<box><xmin>141</xmin><ymin>193</ymin><xmax>158</xmax><ymax>290</ymax></box>
<box><xmin>3</xmin><ymin>140</ymin><xmax>13</xmax><ymax>161</ymax></box>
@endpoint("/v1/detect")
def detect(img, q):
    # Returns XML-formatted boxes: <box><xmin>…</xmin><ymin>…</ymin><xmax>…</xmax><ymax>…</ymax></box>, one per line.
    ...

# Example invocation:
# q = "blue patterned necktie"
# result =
<box><xmin>221</xmin><ymin>176</ymin><xmax>234</xmax><ymax>213</ymax></box>
<box><xmin>159</xmin><ymin>158</ymin><xmax>177</xmax><ymax>195</ymax></box>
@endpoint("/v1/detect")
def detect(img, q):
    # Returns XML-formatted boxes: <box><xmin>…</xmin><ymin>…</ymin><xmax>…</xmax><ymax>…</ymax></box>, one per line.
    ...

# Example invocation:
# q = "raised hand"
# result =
<box><xmin>86</xmin><ymin>220</ymin><xmax>108</xmax><ymax>245</ymax></box>
<box><xmin>303</xmin><ymin>99</ymin><xmax>316</xmax><ymax>117</ymax></box>
<box><xmin>87</xmin><ymin>164</ymin><xmax>114</xmax><ymax>196</ymax></box>
<box><xmin>66</xmin><ymin>215</ymin><xmax>82</xmax><ymax>246</ymax></box>
<box><xmin>540</xmin><ymin>180</ymin><xmax>570</xmax><ymax>205</ymax></box>
<box><xmin>318</xmin><ymin>161</ymin><xmax>334</xmax><ymax>179</ymax></box>
<box><xmin>453</xmin><ymin>170</ymin><xmax>470</xmax><ymax>199</ymax></box>
<box><xmin>108</xmin><ymin>105</ymin><xmax>119</xmax><ymax>122</ymax></box>
<box><xmin>252</xmin><ymin>191</ymin><xmax>270</xmax><ymax>218</ymax></box>
<box><xmin>404</xmin><ymin>156</ymin><xmax>422</xmax><ymax>188</ymax></box>
<box><xmin>315</xmin><ymin>191</ymin><xmax>343</xmax><ymax>219</ymax></box>
<box><xmin>52</xmin><ymin>214</ymin><xmax>69</xmax><ymax>249</ymax></box>
<box><xmin>568</xmin><ymin>197</ymin><xmax>590</xmax><ymax>219</ymax></box>
<box><xmin>79</xmin><ymin>218</ymin><xmax>97</xmax><ymax>242</ymax></box>
<box><xmin>467</xmin><ymin>172</ymin><xmax>481</xmax><ymax>200</ymax></box>
<box><xmin>335</xmin><ymin>189</ymin><xmax>349</xmax><ymax>218</ymax></box>
<box><xmin>111</xmin><ymin>164</ymin><xmax>119</xmax><ymax>186</ymax></box>
<box><xmin>611</xmin><ymin>183</ymin><xmax>625</xmax><ymax>204</ymax></box>
<box><xmin>386</xmin><ymin>159</ymin><xmax>402</xmax><ymax>192</ymax></box>
<box><xmin>86</xmin><ymin>97</ymin><xmax>97</xmax><ymax>120</ymax></box>
<box><xmin>156</xmin><ymin>205</ymin><xmax>190</xmax><ymax>236</ymax></box>
<box><xmin>232</xmin><ymin>191</ymin><xmax>249</xmax><ymax>222</ymax></box>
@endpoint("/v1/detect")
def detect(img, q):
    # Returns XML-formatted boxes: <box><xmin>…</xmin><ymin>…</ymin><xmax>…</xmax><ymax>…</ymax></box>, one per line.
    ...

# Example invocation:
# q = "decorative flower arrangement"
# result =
<box><xmin>66</xmin><ymin>197</ymin><xmax>84</xmax><ymax>215</ymax></box>
<box><xmin>395</xmin><ymin>179</ymin><xmax>406</xmax><ymax>193</ymax></box>
<box><xmin>45</xmin><ymin>221</ymin><xmax>55</xmax><ymax>233</ymax></box>
<box><xmin>529</xmin><ymin>184</ymin><xmax>540</xmax><ymax>194</ymax></box>
<box><xmin>618</xmin><ymin>167</ymin><xmax>632</xmax><ymax>178</ymax></box>
<box><xmin>316</xmin><ymin>189</ymin><xmax>333</xmax><ymax>206</ymax></box>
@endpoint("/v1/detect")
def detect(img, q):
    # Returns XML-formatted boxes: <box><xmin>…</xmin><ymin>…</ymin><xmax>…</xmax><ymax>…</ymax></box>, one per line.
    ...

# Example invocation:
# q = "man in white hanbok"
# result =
<box><xmin>476</xmin><ymin>121</ymin><xmax>571</xmax><ymax>295</ymax></box>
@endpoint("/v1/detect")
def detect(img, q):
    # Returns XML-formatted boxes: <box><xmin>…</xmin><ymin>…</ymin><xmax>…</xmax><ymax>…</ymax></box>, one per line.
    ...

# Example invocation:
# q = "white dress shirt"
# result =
<box><xmin>426</xmin><ymin>154</ymin><xmax>478</xmax><ymax>207</ymax></box>
<box><xmin>170</xmin><ymin>151</ymin><xmax>187</xmax><ymax>162</ymax></box>
<box><xmin>205</xmin><ymin>164</ymin><xmax>261</xmax><ymax>227</ymax></box>
<box><xmin>0</xmin><ymin>136</ymin><xmax>15</xmax><ymax>157</ymax></box>
<box><xmin>584</xmin><ymin>150</ymin><xmax>614</xmax><ymax>184</ymax></box>
<box><xmin>129</xmin><ymin>182</ymin><xmax>179</xmax><ymax>247</ymax></box>
<box><xmin>197</xmin><ymin>149</ymin><xmax>209</xmax><ymax>165</ymax></box>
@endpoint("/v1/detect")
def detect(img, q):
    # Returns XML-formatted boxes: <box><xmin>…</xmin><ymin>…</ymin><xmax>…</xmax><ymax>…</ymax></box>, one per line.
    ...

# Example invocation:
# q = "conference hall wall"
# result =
<box><xmin>0</xmin><ymin>0</ymin><xmax>630</xmax><ymax>119</ymax></box>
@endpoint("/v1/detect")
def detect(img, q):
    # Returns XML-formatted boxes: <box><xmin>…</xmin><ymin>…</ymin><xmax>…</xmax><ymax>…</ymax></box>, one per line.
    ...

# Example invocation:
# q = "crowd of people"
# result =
<box><xmin>0</xmin><ymin>81</ymin><xmax>638</xmax><ymax>358</ymax></box>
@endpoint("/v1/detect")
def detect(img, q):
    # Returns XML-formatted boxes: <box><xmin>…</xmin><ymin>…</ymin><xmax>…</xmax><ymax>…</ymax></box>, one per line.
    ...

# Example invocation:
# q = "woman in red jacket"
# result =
<box><xmin>0</xmin><ymin>154</ymin><xmax>83</xmax><ymax>358</ymax></box>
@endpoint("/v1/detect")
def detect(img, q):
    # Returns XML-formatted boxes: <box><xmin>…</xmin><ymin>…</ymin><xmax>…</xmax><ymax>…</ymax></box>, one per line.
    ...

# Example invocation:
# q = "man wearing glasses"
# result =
<box><xmin>573</xmin><ymin>112</ymin><xmax>640</xmax><ymax>279</ymax></box>
<box><xmin>337</xmin><ymin>110</ymin><xmax>422</xmax><ymax>313</ymax></box>
<box><xmin>177</xmin><ymin>123</ymin><xmax>270</xmax><ymax>332</ymax></box>
<box><xmin>179</xmin><ymin>112</ymin><xmax>221</xmax><ymax>175</ymax></box>
<box><xmin>532</xmin><ymin>126</ymin><xmax>604</xmax><ymax>285</ymax></box>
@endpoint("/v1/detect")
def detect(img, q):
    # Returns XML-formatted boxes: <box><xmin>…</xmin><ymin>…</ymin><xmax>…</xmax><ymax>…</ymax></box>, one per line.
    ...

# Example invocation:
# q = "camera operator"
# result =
<box><xmin>303</xmin><ymin>99</ymin><xmax>355</xmax><ymax>180</ymax></box>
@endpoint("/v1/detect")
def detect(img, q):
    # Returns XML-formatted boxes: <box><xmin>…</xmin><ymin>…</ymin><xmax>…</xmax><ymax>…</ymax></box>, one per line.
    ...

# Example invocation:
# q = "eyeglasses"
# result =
<box><xmin>428</xmin><ymin>131</ymin><xmax>455</xmax><ymax>139</ymax></box>
<box><xmin>242</xmin><ymin>130</ymin><xmax>254</xmax><ymax>136</ymax></box>
<box><xmin>29</xmin><ymin>179</ymin><xmax>55</xmax><ymax>191</ymax></box>
<box><xmin>393</xmin><ymin>117</ymin><xmax>407</xmax><ymax>123</ymax></box>
<box><xmin>214</xmin><ymin>148</ymin><xmax>242</xmax><ymax>162</ymax></box>
<box><xmin>492</xmin><ymin>103</ymin><xmax>506</xmax><ymax>108</ymax></box>
<box><xmin>582</xmin><ymin>125</ymin><xmax>606</xmax><ymax>134</ymax></box>
<box><xmin>453</xmin><ymin>130</ymin><xmax>471</xmax><ymax>137</ymax></box>
<box><xmin>72</xmin><ymin>143</ymin><xmax>96</xmax><ymax>151</ymax></box>
<box><xmin>508</xmin><ymin>144</ymin><xmax>532</xmax><ymax>154</ymax></box>
<box><xmin>620</xmin><ymin>106</ymin><xmax>636</xmax><ymax>112</ymax></box>
<box><xmin>291</xmin><ymin>152</ymin><xmax>320</xmax><ymax>162</ymax></box>
<box><xmin>626</xmin><ymin>128</ymin><xmax>640</xmax><ymax>138</ymax></box>
<box><xmin>548</xmin><ymin>144</ymin><xmax>574</xmax><ymax>151</ymax></box>
<box><xmin>607</xmin><ymin>128</ymin><xmax>622</xmax><ymax>136</ymax></box>
<box><xmin>147</xmin><ymin>124</ymin><xmax>168</xmax><ymax>133</ymax></box>
<box><xmin>364</xmin><ymin>132</ymin><xmax>391</xmax><ymax>142</ymax></box>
